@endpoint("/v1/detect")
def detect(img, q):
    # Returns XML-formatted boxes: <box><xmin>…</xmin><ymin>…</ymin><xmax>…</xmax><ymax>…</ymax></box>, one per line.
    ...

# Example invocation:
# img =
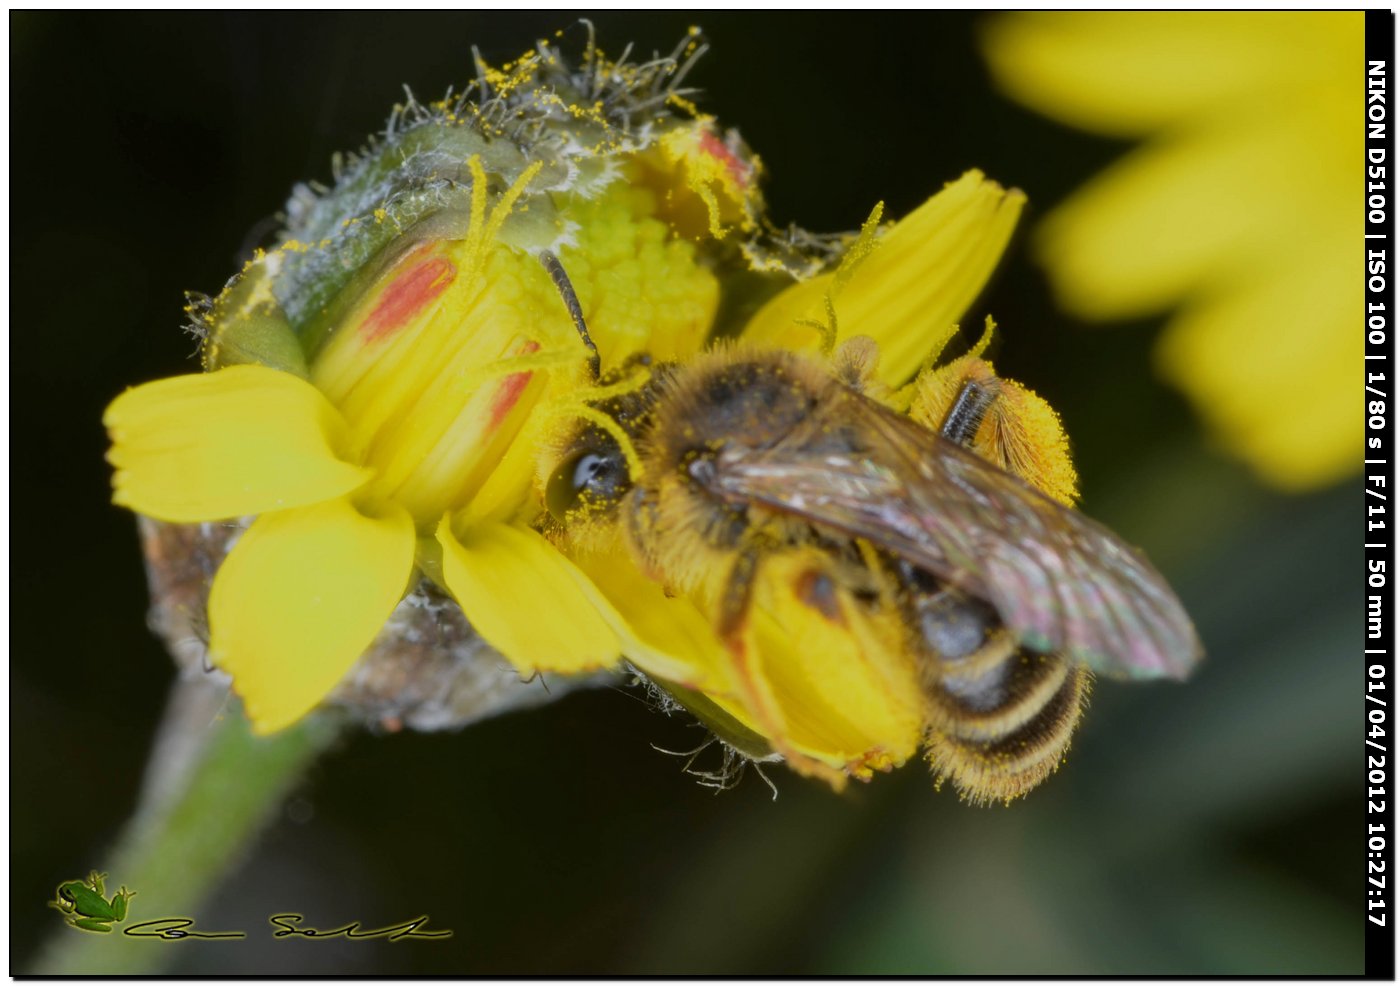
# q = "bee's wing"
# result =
<box><xmin>702</xmin><ymin>390</ymin><xmax>1203</xmax><ymax>680</ymax></box>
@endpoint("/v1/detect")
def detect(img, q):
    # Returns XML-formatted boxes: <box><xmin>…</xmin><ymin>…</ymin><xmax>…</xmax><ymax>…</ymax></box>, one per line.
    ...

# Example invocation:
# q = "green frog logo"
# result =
<box><xmin>49</xmin><ymin>871</ymin><xmax>135</xmax><ymax>933</ymax></box>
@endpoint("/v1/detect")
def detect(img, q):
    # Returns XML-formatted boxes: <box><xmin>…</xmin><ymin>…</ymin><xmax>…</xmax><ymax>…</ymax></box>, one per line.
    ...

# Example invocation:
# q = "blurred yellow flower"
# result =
<box><xmin>983</xmin><ymin>12</ymin><xmax>1362</xmax><ymax>489</ymax></box>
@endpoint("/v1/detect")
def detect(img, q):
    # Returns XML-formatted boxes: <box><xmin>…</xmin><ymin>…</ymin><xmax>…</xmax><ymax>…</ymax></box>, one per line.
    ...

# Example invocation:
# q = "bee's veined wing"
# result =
<box><xmin>700</xmin><ymin>390</ymin><xmax>1203</xmax><ymax>680</ymax></box>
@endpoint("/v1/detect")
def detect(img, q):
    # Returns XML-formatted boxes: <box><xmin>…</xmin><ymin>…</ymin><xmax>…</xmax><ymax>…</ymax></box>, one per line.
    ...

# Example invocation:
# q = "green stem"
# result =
<box><xmin>30</xmin><ymin>680</ymin><xmax>344</xmax><ymax>975</ymax></box>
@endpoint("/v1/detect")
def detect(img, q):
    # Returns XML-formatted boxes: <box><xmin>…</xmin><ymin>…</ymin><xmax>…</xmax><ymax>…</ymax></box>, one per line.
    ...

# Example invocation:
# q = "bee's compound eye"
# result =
<box><xmin>546</xmin><ymin>447</ymin><xmax>628</xmax><ymax>522</ymax></box>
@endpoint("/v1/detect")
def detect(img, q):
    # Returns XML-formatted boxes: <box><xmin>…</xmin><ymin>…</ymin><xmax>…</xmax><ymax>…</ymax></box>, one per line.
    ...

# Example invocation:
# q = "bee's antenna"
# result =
<box><xmin>539</xmin><ymin>250</ymin><xmax>601</xmax><ymax>381</ymax></box>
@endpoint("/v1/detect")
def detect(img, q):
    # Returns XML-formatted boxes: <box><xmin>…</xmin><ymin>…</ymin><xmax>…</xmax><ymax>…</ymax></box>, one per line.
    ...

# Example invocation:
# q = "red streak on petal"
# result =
<box><xmin>486</xmin><ymin>341</ymin><xmax>541</xmax><ymax>431</ymax></box>
<box><xmin>699</xmin><ymin>130</ymin><xmax>749</xmax><ymax>189</ymax></box>
<box><xmin>361</xmin><ymin>255</ymin><xmax>457</xmax><ymax>343</ymax></box>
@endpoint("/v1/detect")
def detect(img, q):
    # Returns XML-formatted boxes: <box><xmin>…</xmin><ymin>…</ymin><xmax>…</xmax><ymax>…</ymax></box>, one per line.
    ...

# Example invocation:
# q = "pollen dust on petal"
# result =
<box><xmin>361</xmin><ymin>251</ymin><xmax>458</xmax><ymax>343</ymax></box>
<box><xmin>487</xmin><ymin>341</ymin><xmax>541</xmax><ymax>431</ymax></box>
<box><xmin>698</xmin><ymin>130</ymin><xmax>749</xmax><ymax>189</ymax></box>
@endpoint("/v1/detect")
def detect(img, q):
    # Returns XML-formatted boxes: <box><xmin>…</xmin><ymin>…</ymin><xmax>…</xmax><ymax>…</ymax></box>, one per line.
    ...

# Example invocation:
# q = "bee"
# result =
<box><xmin>537</xmin><ymin>253</ymin><xmax>1202</xmax><ymax>802</ymax></box>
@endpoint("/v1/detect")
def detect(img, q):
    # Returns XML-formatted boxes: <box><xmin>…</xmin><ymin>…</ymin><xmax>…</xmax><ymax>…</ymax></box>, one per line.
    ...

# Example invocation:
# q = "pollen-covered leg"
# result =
<box><xmin>909</xmin><ymin>354</ymin><xmax>1080</xmax><ymax>506</ymax></box>
<box><xmin>716</xmin><ymin>549</ymin><xmax>762</xmax><ymax>642</ymax></box>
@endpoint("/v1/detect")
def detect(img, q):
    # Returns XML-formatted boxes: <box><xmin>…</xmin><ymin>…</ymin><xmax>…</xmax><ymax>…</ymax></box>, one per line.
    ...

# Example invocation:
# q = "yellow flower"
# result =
<box><xmin>982</xmin><ymin>12</ymin><xmax>1363</xmax><ymax>489</ymax></box>
<box><xmin>109</xmin><ymin>155</ymin><xmax>717</xmax><ymax>733</ymax></box>
<box><xmin>105</xmin><ymin>34</ymin><xmax>1030</xmax><ymax>784</ymax></box>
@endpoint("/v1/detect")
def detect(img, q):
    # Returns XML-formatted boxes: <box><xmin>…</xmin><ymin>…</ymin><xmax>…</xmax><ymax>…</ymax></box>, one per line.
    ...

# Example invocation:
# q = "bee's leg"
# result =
<box><xmin>714</xmin><ymin>549</ymin><xmax>777</xmax><ymax>735</ymax></box>
<box><xmin>940</xmin><ymin>380</ymin><xmax>998</xmax><ymax>448</ymax></box>
<box><xmin>716</xmin><ymin>549</ymin><xmax>762</xmax><ymax>642</ymax></box>
<box><xmin>713</xmin><ymin>548</ymin><xmax>850</xmax><ymax>790</ymax></box>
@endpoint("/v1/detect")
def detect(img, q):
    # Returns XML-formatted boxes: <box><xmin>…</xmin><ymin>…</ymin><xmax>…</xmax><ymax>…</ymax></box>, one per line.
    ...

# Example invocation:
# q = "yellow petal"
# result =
<box><xmin>570</xmin><ymin>548</ymin><xmax>736</xmax><ymax>696</ymax></box>
<box><xmin>740</xmin><ymin>553</ymin><xmax>925</xmax><ymax>779</ymax></box>
<box><xmin>1155</xmin><ymin>237</ymin><xmax>1357</xmax><ymax>490</ymax></box>
<box><xmin>982</xmin><ymin>12</ymin><xmax>1361</xmax><ymax>137</ymax></box>
<box><xmin>640</xmin><ymin>118</ymin><xmax>761</xmax><ymax>240</ymax></box>
<box><xmin>105</xmin><ymin>365</ymin><xmax>370</xmax><ymax>523</ymax></box>
<box><xmin>462</xmin><ymin>392</ymin><xmax>570</xmax><ymax>527</ymax></box>
<box><xmin>1035</xmin><ymin>99</ymin><xmax>1355</xmax><ymax>320</ymax></box>
<box><xmin>436</xmin><ymin>520</ymin><xmax>620</xmax><ymax>675</ymax></box>
<box><xmin>742</xmin><ymin>171</ymin><xmax>1024</xmax><ymax>385</ymax></box>
<box><xmin>312</xmin><ymin>243</ymin><xmax>561</xmax><ymax>527</ymax></box>
<box><xmin>209</xmin><ymin>497</ymin><xmax>415</xmax><ymax>734</ymax></box>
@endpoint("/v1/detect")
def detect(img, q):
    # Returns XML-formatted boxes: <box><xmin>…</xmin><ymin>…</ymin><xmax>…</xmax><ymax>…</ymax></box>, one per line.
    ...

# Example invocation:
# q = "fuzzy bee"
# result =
<box><xmin>538</xmin><ymin>254</ymin><xmax>1202</xmax><ymax>803</ymax></box>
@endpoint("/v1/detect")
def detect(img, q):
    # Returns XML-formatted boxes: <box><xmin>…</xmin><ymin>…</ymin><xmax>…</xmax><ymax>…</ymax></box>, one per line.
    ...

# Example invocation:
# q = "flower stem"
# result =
<box><xmin>29</xmin><ymin>677</ymin><xmax>344</xmax><ymax>975</ymax></box>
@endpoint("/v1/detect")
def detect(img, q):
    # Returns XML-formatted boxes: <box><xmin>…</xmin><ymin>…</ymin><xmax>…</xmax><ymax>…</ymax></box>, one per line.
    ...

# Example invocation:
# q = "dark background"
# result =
<box><xmin>12</xmin><ymin>11</ymin><xmax>1358</xmax><ymax>974</ymax></box>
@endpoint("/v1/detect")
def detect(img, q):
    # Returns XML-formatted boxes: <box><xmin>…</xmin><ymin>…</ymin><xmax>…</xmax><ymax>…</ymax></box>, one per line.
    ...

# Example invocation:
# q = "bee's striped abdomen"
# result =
<box><xmin>906</xmin><ymin>582</ymin><xmax>1091</xmax><ymax>805</ymax></box>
